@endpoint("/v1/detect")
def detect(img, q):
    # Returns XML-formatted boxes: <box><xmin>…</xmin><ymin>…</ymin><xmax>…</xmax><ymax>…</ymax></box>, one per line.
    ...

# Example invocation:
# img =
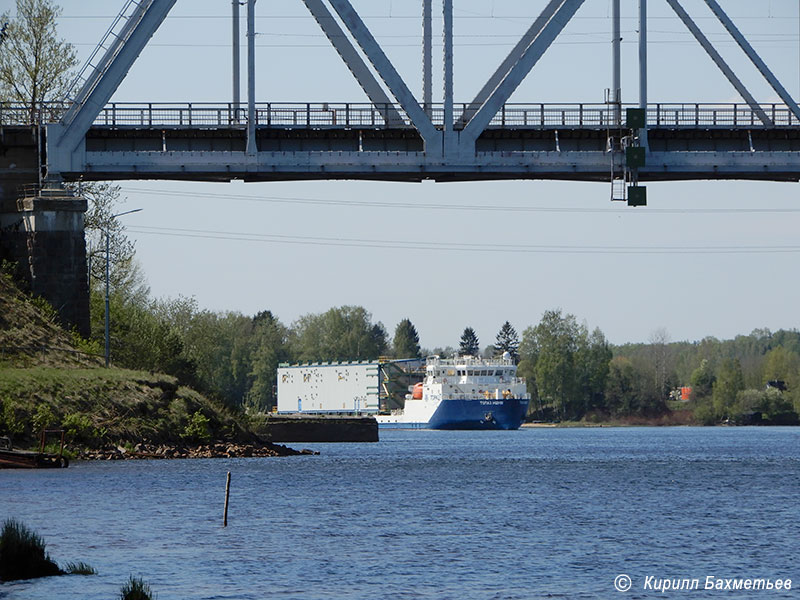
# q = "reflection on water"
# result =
<box><xmin>1</xmin><ymin>428</ymin><xmax>799</xmax><ymax>599</ymax></box>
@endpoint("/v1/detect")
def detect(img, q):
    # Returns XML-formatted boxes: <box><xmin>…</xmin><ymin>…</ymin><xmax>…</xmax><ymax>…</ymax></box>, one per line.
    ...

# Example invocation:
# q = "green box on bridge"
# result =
<box><xmin>627</xmin><ymin>186</ymin><xmax>647</xmax><ymax>207</ymax></box>
<box><xmin>626</xmin><ymin>108</ymin><xmax>646</xmax><ymax>129</ymax></box>
<box><xmin>626</xmin><ymin>146</ymin><xmax>646</xmax><ymax>168</ymax></box>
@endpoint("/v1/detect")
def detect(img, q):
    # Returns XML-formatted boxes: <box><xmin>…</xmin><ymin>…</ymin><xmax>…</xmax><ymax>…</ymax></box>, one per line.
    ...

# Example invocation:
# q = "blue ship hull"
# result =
<box><xmin>379</xmin><ymin>397</ymin><xmax>529</xmax><ymax>430</ymax></box>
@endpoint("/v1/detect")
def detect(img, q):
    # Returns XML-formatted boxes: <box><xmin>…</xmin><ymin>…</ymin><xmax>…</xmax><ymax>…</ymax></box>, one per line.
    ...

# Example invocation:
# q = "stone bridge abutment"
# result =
<box><xmin>0</xmin><ymin>126</ymin><xmax>90</xmax><ymax>338</ymax></box>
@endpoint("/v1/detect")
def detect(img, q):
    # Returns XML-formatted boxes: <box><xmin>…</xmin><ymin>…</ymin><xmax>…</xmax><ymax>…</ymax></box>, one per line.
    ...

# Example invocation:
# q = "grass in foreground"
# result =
<box><xmin>0</xmin><ymin>519</ymin><xmax>96</xmax><ymax>582</ymax></box>
<box><xmin>120</xmin><ymin>575</ymin><xmax>157</xmax><ymax>600</ymax></box>
<box><xmin>63</xmin><ymin>561</ymin><xmax>97</xmax><ymax>575</ymax></box>
<box><xmin>0</xmin><ymin>519</ymin><xmax>61</xmax><ymax>581</ymax></box>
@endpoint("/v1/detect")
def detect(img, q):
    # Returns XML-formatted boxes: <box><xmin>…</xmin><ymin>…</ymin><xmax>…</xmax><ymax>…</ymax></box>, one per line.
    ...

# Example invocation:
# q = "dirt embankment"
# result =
<box><xmin>0</xmin><ymin>273</ymin><xmax>298</xmax><ymax>457</ymax></box>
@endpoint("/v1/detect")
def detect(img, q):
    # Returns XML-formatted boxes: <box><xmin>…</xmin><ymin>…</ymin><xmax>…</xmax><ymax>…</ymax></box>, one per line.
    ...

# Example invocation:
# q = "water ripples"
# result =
<box><xmin>1</xmin><ymin>427</ymin><xmax>798</xmax><ymax>599</ymax></box>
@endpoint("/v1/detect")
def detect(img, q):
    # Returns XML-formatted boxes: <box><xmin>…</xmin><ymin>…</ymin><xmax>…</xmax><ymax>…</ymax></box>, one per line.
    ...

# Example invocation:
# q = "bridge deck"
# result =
<box><xmin>3</xmin><ymin>102</ymin><xmax>800</xmax><ymax>184</ymax></box>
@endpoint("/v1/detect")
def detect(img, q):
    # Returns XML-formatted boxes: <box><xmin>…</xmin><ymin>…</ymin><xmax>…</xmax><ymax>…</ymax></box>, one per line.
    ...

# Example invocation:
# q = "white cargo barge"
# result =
<box><xmin>277</xmin><ymin>361</ymin><xmax>381</xmax><ymax>414</ymax></box>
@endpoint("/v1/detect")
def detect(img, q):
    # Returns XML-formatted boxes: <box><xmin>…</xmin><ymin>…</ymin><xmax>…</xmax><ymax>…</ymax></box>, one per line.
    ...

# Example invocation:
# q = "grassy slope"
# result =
<box><xmin>0</xmin><ymin>274</ymin><xmax>251</xmax><ymax>450</ymax></box>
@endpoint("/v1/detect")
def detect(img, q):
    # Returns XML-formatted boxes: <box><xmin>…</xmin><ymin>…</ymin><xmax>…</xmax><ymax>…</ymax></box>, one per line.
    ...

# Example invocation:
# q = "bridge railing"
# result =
<box><xmin>2</xmin><ymin>102</ymin><xmax>799</xmax><ymax>129</ymax></box>
<box><xmin>87</xmin><ymin>102</ymin><xmax>800</xmax><ymax>129</ymax></box>
<box><xmin>0</xmin><ymin>103</ymin><xmax>70</xmax><ymax>126</ymax></box>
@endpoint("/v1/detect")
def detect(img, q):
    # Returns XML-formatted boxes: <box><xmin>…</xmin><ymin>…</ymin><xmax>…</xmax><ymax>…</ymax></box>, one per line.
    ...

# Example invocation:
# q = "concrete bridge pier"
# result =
<box><xmin>0</xmin><ymin>138</ymin><xmax>90</xmax><ymax>337</ymax></box>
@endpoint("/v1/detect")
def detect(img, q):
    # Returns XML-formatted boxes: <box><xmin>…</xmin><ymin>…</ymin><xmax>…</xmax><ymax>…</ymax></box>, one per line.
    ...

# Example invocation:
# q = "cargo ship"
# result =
<box><xmin>376</xmin><ymin>353</ymin><xmax>529</xmax><ymax>430</ymax></box>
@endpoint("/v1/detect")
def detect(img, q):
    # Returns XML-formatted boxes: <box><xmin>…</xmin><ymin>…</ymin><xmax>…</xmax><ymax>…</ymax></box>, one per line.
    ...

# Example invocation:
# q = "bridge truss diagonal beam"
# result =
<box><xmin>457</xmin><ymin>0</ymin><xmax>562</xmax><ymax>127</ymax></box>
<box><xmin>302</xmin><ymin>0</ymin><xmax>404</xmax><ymax>126</ymax></box>
<box><xmin>53</xmin><ymin>0</ymin><xmax>177</xmax><ymax>156</ymax></box>
<box><xmin>703</xmin><ymin>0</ymin><xmax>800</xmax><ymax>123</ymax></box>
<box><xmin>326</xmin><ymin>0</ymin><xmax>438</xmax><ymax>147</ymax></box>
<box><xmin>664</xmin><ymin>0</ymin><xmax>771</xmax><ymax>126</ymax></box>
<box><xmin>65</xmin><ymin>0</ymin><xmax>150</xmax><ymax>114</ymax></box>
<box><xmin>461</xmin><ymin>0</ymin><xmax>586</xmax><ymax>145</ymax></box>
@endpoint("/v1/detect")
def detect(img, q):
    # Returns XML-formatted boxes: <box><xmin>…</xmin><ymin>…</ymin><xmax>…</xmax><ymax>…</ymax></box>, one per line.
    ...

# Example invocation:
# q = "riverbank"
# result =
<box><xmin>75</xmin><ymin>440</ymin><xmax>318</xmax><ymax>461</ymax></box>
<box><xmin>523</xmin><ymin>409</ymin><xmax>698</xmax><ymax>428</ymax></box>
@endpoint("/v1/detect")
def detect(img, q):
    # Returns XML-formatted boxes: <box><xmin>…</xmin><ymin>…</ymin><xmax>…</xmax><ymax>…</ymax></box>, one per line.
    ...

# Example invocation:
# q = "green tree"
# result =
<box><xmin>520</xmin><ymin>309</ymin><xmax>583</xmax><ymax>420</ymax></box>
<box><xmin>690</xmin><ymin>359</ymin><xmax>716</xmax><ymax>400</ymax></box>
<box><xmin>605</xmin><ymin>356</ymin><xmax>638</xmax><ymax>416</ymax></box>
<box><xmin>762</xmin><ymin>346</ymin><xmax>800</xmax><ymax>387</ymax></box>
<box><xmin>733</xmin><ymin>388</ymin><xmax>799</xmax><ymax>425</ymax></box>
<box><xmin>761</xmin><ymin>346</ymin><xmax>800</xmax><ymax>415</ymax></box>
<box><xmin>519</xmin><ymin>311</ymin><xmax>615</xmax><ymax>421</ymax></box>
<box><xmin>82</xmin><ymin>182</ymin><xmax>137</xmax><ymax>286</ymax></box>
<box><xmin>577</xmin><ymin>327</ymin><xmax>612</xmax><ymax>415</ymax></box>
<box><xmin>244</xmin><ymin>311</ymin><xmax>289</xmax><ymax>412</ymax></box>
<box><xmin>290</xmin><ymin>306</ymin><xmax>387</xmax><ymax>363</ymax></box>
<box><xmin>604</xmin><ymin>354</ymin><xmax>664</xmax><ymax>418</ymax></box>
<box><xmin>182</xmin><ymin>310</ymin><xmax>253</xmax><ymax>405</ymax></box>
<box><xmin>392</xmin><ymin>318</ymin><xmax>421</xmax><ymax>358</ymax></box>
<box><xmin>95</xmin><ymin>285</ymin><xmax>196</xmax><ymax>384</ymax></box>
<box><xmin>458</xmin><ymin>327</ymin><xmax>480</xmax><ymax>356</ymax></box>
<box><xmin>495</xmin><ymin>321</ymin><xmax>519</xmax><ymax>361</ymax></box>
<box><xmin>711</xmin><ymin>358</ymin><xmax>745</xmax><ymax>420</ymax></box>
<box><xmin>648</xmin><ymin>327</ymin><xmax>673</xmax><ymax>401</ymax></box>
<box><xmin>0</xmin><ymin>0</ymin><xmax>77</xmax><ymax>120</ymax></box>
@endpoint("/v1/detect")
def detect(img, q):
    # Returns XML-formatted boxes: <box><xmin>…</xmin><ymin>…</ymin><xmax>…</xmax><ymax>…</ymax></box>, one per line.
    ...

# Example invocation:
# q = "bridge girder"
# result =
<box><xmin>65</xmin><ymin>149</ymin><xmax>800</xmax><ymax>184</ymax></box>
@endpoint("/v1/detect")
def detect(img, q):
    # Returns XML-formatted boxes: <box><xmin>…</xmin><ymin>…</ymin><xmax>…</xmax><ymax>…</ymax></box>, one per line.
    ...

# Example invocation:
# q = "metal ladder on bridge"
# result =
<box><xmin>608</xmin><ymin>134</ymin><xmax>636</xmax><ymax>203</ymax></box>
<box><xmin>607</xmin><ymin>101</ymin><xmax>647</xmax><ymax>206</ymax></box>
<box><xmin>62</xmin><ymin>0</ymin><xmax>153</xmax><ymax>115</ymax></box>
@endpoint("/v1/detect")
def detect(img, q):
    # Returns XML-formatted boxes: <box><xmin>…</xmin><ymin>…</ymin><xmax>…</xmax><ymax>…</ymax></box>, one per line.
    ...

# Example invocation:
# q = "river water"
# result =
<box><xmin>1</xmin><ymin>427</ymin><xmax>798</xmax><ymax>599</ymax></box>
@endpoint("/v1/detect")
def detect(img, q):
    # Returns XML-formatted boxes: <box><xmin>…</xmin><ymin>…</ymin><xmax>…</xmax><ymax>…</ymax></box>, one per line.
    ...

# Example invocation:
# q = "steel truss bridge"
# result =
<box><xmin>4</xmin><ymin>0</ymin><xmax>800</xmax><ymax>199</ymax></box>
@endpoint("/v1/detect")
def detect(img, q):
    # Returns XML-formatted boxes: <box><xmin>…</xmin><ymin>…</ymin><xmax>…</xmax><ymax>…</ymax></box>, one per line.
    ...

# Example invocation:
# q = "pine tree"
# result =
<box><xmin>459</xmin><ymin>327</ymin><xmax>480</xmax><ymax>356</ymax></box>
<box><xmin>393</xmin><ymin>318</ymin><xmax>421</xmax><ymax>358</ymax></box>
<box><xmin>495</xmin><ymin>321</ymin><xmax>519</xmax><ymax>360</ymax></box>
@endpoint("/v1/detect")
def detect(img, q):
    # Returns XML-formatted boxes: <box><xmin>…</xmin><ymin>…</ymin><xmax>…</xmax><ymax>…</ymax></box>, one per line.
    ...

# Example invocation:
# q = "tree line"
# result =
<box><xmin>94</xmin><ymin>278</ymin><xmax>529</xmax><ymax>414</ymax></box>
<box><xmin>95</xmin><ymin>276</ymin><xmax>800</xmax><ymax>425</ymax></box>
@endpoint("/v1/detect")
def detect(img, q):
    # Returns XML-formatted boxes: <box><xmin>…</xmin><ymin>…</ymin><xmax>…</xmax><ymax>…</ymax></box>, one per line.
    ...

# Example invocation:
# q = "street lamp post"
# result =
<box><xmin>105</xmin><ymin>209</ymin><xmax>142</xmax><ymax>368</ymax></box>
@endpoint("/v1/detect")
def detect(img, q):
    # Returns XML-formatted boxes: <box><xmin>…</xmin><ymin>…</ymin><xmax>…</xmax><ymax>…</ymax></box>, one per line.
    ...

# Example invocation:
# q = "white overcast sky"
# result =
<box><xmin>24</xmin><ymin>0</ymin><xmax>800</xmax><ymax>348</ymax></box>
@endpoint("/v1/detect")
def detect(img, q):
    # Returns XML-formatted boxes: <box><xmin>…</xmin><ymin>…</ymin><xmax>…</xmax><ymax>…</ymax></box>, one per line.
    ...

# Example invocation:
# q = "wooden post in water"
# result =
<box><xmin>223</xmin><ymin>471</ymin><xmax>231</xmax><ymax>527</ymax></box>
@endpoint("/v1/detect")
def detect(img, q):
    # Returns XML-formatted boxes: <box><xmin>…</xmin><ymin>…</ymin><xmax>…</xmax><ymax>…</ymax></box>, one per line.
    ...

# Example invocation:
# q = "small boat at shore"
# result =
<box><xmin>376</xmin><ymin>353</ymin><xmax>530</xmax><ymax>430</ymax></box>
<box><xmin>0</xmin><ymin>432</ymin><xmax>69</xmax><ymax>469</ymax></box>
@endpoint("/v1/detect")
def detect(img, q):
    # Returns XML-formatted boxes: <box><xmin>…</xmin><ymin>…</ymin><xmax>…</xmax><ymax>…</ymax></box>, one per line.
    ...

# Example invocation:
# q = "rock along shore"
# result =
<box><xmin>76</xmin><ymin>441</ymin><xmax>318</xmax><ymax>461</ymax></box>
